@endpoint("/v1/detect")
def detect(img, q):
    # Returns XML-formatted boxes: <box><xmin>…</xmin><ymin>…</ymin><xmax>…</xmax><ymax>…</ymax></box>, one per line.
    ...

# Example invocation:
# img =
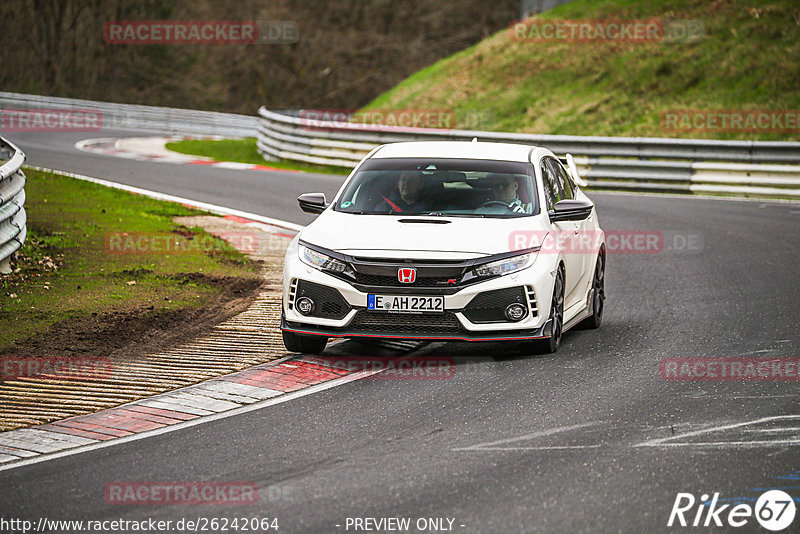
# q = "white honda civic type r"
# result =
<box><xmin>281</xmin><ymin>141</ymin><xmax>605</xmax><ymax>354</ymax></box>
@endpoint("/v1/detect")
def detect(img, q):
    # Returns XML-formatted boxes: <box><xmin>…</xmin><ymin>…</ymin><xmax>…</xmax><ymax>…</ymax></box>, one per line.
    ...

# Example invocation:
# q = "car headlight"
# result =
<box><xmin>473</xmin><ymin>253</ymin><xmax>533</xmax><ymax>278</ymax></box>
<box><xmin>300</xmin><ymin>245</ymin><xmax>348</xmax><ymax>273</ymax></box>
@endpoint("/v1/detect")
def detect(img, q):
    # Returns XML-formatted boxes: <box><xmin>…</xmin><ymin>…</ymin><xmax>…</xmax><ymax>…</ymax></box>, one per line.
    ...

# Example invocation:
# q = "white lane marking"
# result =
<box><xmin>75</xmin><ymin>136</ymin><xmax>312</xmax><ymax>174</ymax></box>
<box><xmin>115</xmin><ymin>136</ymin><xmax>211</xmax><ymax>161</ymax></box>
<box><xmin>26</xmin><ymin>166</ymin><xmax>305</xmax><ymax>233</ymax></box>
<box><xmin>75</xmin><ymin>138</ymin><xmax>117</xmax><ymax>150</ymax></box>
<box><xmin>648</xmin><ymin>439</ymin><xmax>800</xmax><ymax>448</ymax></box>
<box><xmin>686</xmin><ymin>393</ymin><xmax>800</xmax><ymax>399</ymax></box>
<box><xmin>636</xmin><ymin>415</ymin><xmax>800</xmax><ymax>448</ymax></box>
<box><xmin>0</xmin><ymin>366</ymin><xmax>382</xmax><ymax>473</ymax></box>
<box><xmin>740</xmin><ymin>427</ymin><xmax>800</xmax><ymax>434</ymax></box>
<box><xmin>212</xmin><ymin>161</ymin><xmax>258</xmax><ymax>170</ymax></box>
<box><xmin>457</xmin><ymin>445</ymin><xmax>604</xmax><ymax>451</ymax></box>
<box><xmin>77</xmin><ymin>136</ymin><xmax>220</xmax><ymax>163</ymax></box>
<box><xmin>455</xmin><ymin>417</ymin><xmax>800</xmax><ymax>452</ymax></box>
<box><xmin>452</xmin><ymin>422</ymin><xmax>601</xmax><ymax>451</ymax></box>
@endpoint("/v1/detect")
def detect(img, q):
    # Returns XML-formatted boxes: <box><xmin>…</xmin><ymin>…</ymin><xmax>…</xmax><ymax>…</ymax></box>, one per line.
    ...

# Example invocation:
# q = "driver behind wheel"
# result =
<box><xmin>375</xmin><ymin>170</ymin><xmax>430</xmax><ymax>213</ymax></box>
<box><xmin>486</xmin><ymin>173</ymin><xmax>530</xmax><ymax>213</ymax></box>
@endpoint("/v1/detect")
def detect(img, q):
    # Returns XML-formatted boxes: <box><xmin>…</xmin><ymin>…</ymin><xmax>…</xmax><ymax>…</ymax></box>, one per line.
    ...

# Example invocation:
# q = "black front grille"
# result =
<box><xmin>353</xmin><ymin>273</ymin><xmax>460</xmax><ymax>288</ymax></box>
<box><xmin>348</xmin><ymin>257</ymin><xmax>471</xmax><ymax>289</ymax></box>
<box><xmin>348</xmin><ymin>311</ymin><xmax>464</xmax><ymax>335</ymax></box>
<box><xmin>296</xmin><ymin>280</ymin><xmax>351</xmax><ymax>320</ymax></box>
<box><xmin>463</xmin><ymin>286</ymin><xmax>527</xmax><ymax>323</ymax></box>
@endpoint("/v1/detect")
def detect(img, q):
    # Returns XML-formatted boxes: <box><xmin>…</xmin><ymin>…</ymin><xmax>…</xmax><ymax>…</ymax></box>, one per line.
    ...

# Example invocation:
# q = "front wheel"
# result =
<box><xmin>526</xmin><ymin>268</ymin><xmax>564</xmax><ymax>355</ymax></box>
<box><xmin>282</xmin><ymin>330</ymin><xmax>328</xmax><ymax>354</ymax></box>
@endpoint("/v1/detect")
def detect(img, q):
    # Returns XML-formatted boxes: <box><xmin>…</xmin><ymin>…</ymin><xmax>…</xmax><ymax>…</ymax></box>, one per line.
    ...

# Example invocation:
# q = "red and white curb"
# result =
<box><xmin>0</xmin><ymin>356</ymin><xmax>377</xmax><ymax>469</ymax></box>
<box><xmin>218</xmin><ymin>214</ymin><xmax>297</xmax><ymax>240</ymax></box>
<box><xmin>75</xmin><ymin>136</ymin><xmax>297</xmax><ymax>172</ymax></box>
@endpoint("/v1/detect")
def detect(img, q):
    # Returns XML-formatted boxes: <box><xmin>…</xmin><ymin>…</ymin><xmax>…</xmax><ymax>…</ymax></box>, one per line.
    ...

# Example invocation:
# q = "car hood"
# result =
<box><xmin>299</xmin><ymin>209</ymin><xmax>548</xmax><ymax>257</ymax></box>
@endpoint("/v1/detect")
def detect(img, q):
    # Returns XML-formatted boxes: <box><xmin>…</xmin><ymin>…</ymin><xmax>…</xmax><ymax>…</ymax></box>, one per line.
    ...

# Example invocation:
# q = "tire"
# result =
<box><xmin>577</xmin><ymin>251</ymin><xmax>605</xmax><ymax>330</ymax></box>
<box><xmin>527</xmin><ymin>267</ymin><xmax>564</xmax><ymax>355</ymax></box>
<box><xmin>282</xmin><ymin>330</ymin><xmax>328</xmax><ymax>354</ymax></box>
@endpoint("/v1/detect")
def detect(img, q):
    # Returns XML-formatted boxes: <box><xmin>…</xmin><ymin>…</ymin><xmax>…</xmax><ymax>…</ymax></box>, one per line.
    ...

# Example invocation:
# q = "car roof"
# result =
<box><xmin>370</xmin><ymin>141</ymin><xmax>549</xmax><ymax>162</ymax></box>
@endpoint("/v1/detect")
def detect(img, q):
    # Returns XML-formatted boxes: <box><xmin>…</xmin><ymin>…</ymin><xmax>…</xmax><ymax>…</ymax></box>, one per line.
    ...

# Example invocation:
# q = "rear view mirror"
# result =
<box><xmin>298</xmin><ymin>193</ymin><xmax>327</xmax><ymax>214</ymax></box>
<box><xmin>549</xmin><ymin>198</ymin><xmax>593</xmax><ymax>222</ymax></box>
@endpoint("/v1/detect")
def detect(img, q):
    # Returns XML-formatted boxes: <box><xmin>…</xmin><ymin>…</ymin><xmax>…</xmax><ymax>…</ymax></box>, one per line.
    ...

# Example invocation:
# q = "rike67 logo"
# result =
<box><xmin>668</xmin><ymin>490</ymin><xmax>796</xmax><ymax>531</ymax></box>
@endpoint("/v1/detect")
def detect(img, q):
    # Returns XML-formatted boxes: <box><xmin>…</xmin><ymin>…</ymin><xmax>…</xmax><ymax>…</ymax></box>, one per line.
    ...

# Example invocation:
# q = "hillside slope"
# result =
<box><xmin>363</xmin><ymin>0</ymin><xmax>800</xmax><ymax>140</ymax></box>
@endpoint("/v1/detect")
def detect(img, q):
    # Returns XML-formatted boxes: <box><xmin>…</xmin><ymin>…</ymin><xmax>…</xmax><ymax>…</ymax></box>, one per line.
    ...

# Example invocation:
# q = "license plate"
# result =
<box><xmin>367</xmin><ymin>294</ymin><xmax>444</xmax><ymax>313</ymax></box>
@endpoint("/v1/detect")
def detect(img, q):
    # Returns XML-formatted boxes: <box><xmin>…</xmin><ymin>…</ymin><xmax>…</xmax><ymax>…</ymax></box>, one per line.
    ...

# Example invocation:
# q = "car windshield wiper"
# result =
<box><xmin>419</xmin><ymin>211</ymin><xmax>488</xmax><ymax>217</ymax></box>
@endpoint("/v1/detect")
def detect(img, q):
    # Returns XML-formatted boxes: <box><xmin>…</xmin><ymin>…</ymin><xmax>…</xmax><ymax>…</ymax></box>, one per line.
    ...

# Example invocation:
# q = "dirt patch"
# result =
<box><xmin>0</xmin><ymin>203</ymin><xmax>296</xmax><ymax>432</ymax></box>
<box><xmin>1</xmin><ymin>273</ymin><xmax>263</xmax><ymax>360</ymax></box>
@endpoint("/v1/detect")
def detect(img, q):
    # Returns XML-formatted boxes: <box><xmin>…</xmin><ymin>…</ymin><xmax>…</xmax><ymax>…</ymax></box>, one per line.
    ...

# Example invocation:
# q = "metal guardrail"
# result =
<box><xmin>257</xmin><ymin>107</ymin><xmax>800</xmax><ymax>197</ymax></box>
<box><xmin>0</xmin><ymin>92</ymin><xmax>258</xmax><ymax>137</ymax></box>
<box><xmin>0</xmin><ymin>136</ymin><xmax>26</xmax><ymax>274</ymax></box>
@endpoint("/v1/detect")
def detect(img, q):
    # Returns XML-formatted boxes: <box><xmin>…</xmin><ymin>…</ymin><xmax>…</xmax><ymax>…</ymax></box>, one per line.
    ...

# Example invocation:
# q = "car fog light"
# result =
<box><xmin>296</xmin><ymin>297</ymin><xmax>314</xmax><ymax>315</ymax></box>
<box><xmin>505</xmin><ymin>303</ymin><xmax>527</xmax><ymax>322</ymax></box>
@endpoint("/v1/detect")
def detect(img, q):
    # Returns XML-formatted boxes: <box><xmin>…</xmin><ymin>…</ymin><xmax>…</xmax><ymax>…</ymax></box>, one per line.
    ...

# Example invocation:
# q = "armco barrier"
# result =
<box><xmin>0</xmin><ymin>136</ymin><xmax>26</xmax><ymax>274</ymax></box>
<box><xmin>0</xmin><ymin>92</ymin><xmax>258</xmax><ymax>137</ymax></box>
<box><xmin>257</xmin><ymin>107</ymin><xmax>800</xmax><ymax>197</ymax></box>
<box><xmin>1</xmin><ymin>92</ymin><xmax>797</xmax><ymax>198</ymax></box>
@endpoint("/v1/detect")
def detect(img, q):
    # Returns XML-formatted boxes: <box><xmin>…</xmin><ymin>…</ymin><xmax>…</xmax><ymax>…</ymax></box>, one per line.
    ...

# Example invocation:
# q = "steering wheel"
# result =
<box><xmin>477</xmin><ymin>200</ymin><xmax>511</xmax><ymax>210</ymax></box>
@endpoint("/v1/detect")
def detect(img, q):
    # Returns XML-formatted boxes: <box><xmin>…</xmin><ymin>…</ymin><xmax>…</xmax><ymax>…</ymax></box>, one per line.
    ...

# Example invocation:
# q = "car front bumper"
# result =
<box><xmin>281</xmin><ymin>252</ymin><xmax>557</xmax><ymax>342</ymax></box>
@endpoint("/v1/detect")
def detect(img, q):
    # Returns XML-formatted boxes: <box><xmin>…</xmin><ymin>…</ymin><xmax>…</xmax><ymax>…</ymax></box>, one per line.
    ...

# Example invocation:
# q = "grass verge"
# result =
<box><xmin>0</xmin><ymin>168</ymin><xmax>260</xmax><ymax>353</ymax></box>
<box><xmin>363</xmin><ymin>0</ymin><xmax>800</xmax><ymax>141</ymax></box>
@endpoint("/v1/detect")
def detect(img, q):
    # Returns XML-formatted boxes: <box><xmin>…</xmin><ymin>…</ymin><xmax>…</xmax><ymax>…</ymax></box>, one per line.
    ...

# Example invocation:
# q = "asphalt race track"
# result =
<box><xmin>10</xmin><ymin>130</ymin><xmax>343</xmax><ymax>226</ymax></box>
<box><xmin>3</xmin><ymin>130</ymin><xmax>800</xmax><ymax>532</ymax></box>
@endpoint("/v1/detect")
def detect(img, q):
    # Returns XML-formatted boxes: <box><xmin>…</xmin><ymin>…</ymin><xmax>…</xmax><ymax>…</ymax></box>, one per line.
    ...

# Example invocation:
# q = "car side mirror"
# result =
<box><xmin>298</xmin><ymin>193</ymin><xmax>327</xmax><ymax>214</ymax></box>
<box><xmin>549</xmin><ymin>198</ymin><xmax>593</xmax><ymax>222</ymax></box>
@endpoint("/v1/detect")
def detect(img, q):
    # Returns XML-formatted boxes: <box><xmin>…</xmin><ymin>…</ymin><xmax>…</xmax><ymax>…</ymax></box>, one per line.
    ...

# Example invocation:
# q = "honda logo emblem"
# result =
<box><xmin>398</xmin><ymin>268</ymin><xmax>416</xmax><ymax>284</ymax></box>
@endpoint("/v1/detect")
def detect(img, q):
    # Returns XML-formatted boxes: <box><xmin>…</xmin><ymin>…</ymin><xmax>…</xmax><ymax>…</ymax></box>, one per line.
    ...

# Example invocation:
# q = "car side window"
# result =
<box><xmin>548</xmin><ymin>158</ymin><xmax>574</xmax><ymax>200</ymax></box>
<box><xmin>544</xmin><ymin>158</ymin><xmax>572</xmax><ymax>201</ymax></box>
<box><xmin>540</xmin><ymin>160</ymin><xmax>560</xmax><ymax>211</ymax></box>
<box><xmin>562</xmin><ymin>161</ymin><xmax>579</xmax><ymax>194</ymax></box>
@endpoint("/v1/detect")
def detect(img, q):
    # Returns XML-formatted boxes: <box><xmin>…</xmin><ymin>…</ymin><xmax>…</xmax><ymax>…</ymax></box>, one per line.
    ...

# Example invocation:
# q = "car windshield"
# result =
<box><xmin>334</xmin><ymin>157</ymin><xmax>539</xmax><ymax>217</ymax></box>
